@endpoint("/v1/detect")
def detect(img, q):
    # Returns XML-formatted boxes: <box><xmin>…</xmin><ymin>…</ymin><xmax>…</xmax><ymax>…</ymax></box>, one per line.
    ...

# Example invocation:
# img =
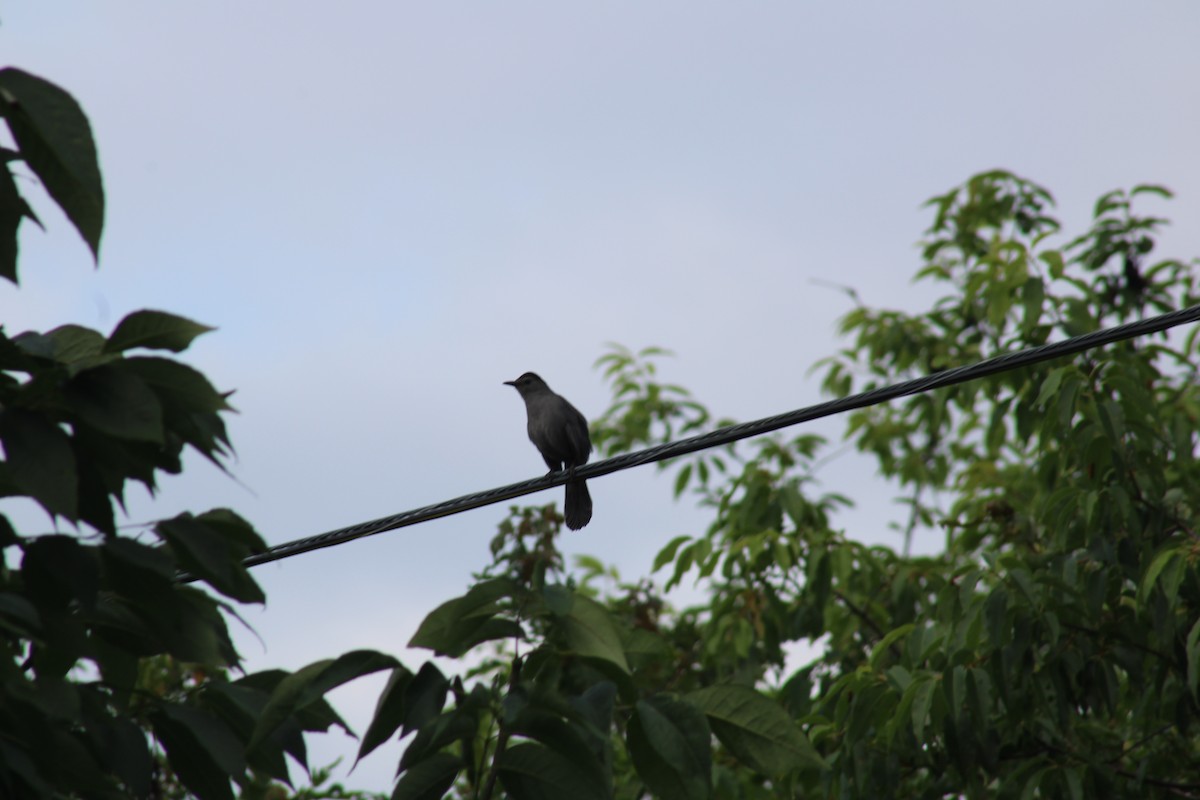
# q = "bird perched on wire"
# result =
<box><xmin>504</xmin><ymin>372</ymin><xmax>593</xmax><ymax>530</ymax></box>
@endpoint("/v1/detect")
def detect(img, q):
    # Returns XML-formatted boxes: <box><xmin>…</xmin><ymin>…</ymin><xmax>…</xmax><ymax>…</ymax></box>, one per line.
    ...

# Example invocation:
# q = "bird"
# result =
<box><xmin>504</xmin><ymin>372</ymin><xmax>593</xmax><ymax>530</ymax></box>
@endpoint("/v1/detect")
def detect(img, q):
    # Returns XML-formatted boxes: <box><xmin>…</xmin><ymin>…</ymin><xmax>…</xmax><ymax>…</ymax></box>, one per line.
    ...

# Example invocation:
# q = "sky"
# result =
<box><xmin>3</xmin><ymin>2</ymin><xmax>1200</xmax><ymax>793</ymax></box>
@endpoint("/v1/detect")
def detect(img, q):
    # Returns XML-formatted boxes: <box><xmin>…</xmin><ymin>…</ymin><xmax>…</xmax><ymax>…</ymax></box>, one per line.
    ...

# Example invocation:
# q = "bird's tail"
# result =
<box><xmin>564</xmin><ymin>479</ymin><xmax>592</xmax><ymax>531</ymax></box>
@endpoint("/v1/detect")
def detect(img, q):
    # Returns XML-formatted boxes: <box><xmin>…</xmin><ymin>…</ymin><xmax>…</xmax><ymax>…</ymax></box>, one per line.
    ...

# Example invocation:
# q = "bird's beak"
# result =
<box><xmin>503</xmin><ymin>380</ymin><xmax>516</xmax><ymax>387</ymax></box>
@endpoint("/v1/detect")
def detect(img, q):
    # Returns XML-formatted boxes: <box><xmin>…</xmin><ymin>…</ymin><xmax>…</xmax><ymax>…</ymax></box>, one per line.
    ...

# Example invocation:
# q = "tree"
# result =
<box><xmin>6</xmin><ymin>61</ymin><xmax>1199</xmax><ymax>800</ymax></box>
<box><xmin>1</xmin><ymin>67</ymin><xmax>395</xmax><ymax>800</ymax></box>
<box><xmin>375</xmin><ymin>171</ymin><xmax>1200</xmax><ymax>799</ymax></box>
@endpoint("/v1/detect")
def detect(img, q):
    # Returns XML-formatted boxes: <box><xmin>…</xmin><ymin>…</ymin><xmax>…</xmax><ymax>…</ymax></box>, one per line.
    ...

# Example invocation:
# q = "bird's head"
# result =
<box><xmin>504</xmin><ymin>372</ymin><xmax>550</xmax><ymax>398</ymax></box>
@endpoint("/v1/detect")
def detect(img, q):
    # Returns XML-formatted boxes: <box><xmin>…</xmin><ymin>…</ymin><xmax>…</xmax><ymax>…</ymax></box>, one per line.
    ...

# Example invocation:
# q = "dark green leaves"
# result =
<box><xmin>158</xmin><ymin>510</ymin><xmax>266</xmax><ymax>602</ymax></box>
<box><xmin>627</xmin><ymin>695</ymin><xmax>712</xmax><ymax>800</ymax></box>
<box><xmin>105</xmin><ymin>310</ymin><xmax>215</xmax><ymax>354</ymax></box>
<box><xmin>248</xmin><ymin>650</ymin><xmax>399</xmax><ymax>751</ymax></box>
<box><xmin>408</xmin><ymin>578</ymin><xmax>523</xmax><ymax>657</ymax></box>
<box><xmin>0</xmin><ymin>409</ymin><xmax>77</xmax><ymax>519</ymax></box>
<box><xmin>151</xmin><ymin>705</ymin><xmax>244</xmax><ymax>800</ymax></box>
<box><xmin>66</xmin><ymin>364</ymin><xmax>163</xmax><ymax>442</ymax></box>
<box><xmin>0</xmin><ymin>67</ymin><xmax>104</xmax><ymax>263</ymax></box>
<box><xmin>558</xmin><ymin>593</ymin><xmax>630</xmax><ymax>675</ymax></box>
<box><xmin>687</xmin><ymin>685</ymin><xmax>825</xmax><ymax>775</ymax></box>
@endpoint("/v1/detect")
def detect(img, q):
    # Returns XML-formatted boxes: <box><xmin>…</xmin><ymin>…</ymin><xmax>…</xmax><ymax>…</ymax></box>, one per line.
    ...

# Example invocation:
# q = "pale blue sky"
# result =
<box><xmin>4</xmin><ymin>2</ymin><xmax>1199</xmax><ymax>792</ymax></box>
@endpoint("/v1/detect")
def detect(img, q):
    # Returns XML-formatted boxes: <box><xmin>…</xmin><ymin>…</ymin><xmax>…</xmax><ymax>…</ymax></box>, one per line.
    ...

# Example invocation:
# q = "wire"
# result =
<box><xmin>204</xmin><ymin>303</ymin><xmax>1200</xmax><ymax>577</ymax></box>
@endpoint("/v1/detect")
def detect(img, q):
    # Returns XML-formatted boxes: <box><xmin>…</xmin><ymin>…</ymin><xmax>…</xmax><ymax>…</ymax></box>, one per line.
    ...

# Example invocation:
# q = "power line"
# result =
<box><xmin>215</xmin><ymin>304</ymin><xmax>1200</xmax><ymax>576</ymax></box>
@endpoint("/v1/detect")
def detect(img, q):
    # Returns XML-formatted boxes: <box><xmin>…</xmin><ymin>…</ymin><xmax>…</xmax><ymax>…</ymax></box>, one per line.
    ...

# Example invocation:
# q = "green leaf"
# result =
<box><xmin>869</xmin><ymin>623</ymin><xmax>915</xmax><ymax>669</ymax></box>
<box><xmin>398</xmin><ymin>708</ymin><xmax>478</xmax><ymax>772</ymax></box>
<box><xmin>1137</xmin><ymin>546</ymin><xmax>1180</xmax><ymax>609</ymax></box>
<box><xmin>1186</xmin><ymin>617</ymin><xmax>1200</xmax><ymax>703</ymax></box>
<box><xmin>409</xmin><ymin>578</ymin><xmax>522</xmax><ymax>657</ymax></box>
<box><xmin>249</xmin><ymin>650</ymin><xmax>399</xmax><ymax>750</ymax></box>
<box><xmin>673</xmin><ymin>463</ymin><xmax>693</xmax><ymax>498</ymax></box>
<box><xmin>910</xmin><ymin>674</ymin><xmax>938</xmax><ymax>742</ymax></box>
<box><xmin>0</xmin><ymin>155</ymin><xmax>41</xmax><ymax>284</ymax></box>
<box><xmin>497</xmin><ymin>741</ymin><xmax>609</xmax><ymax>800</ymax></box>
<box><xmin>400</xmin><ymin>662</ymin><xmax>449</xmax><ymax>737</ymax></box>
<box><xmin>123</xmin><ymin>356</ymin><xmax>232</xmax><ymax>413</ymax></box>
<box><xmin>543</xmin><ymin>583</ymin><xmax>574</xmax><ymax>617</ymax></box>
<box><xmin>0</xmin><ymin>67</ymin><xmax>104</xmax><ymax>259</ymax></box>
<box><xmin>356</xmin><ymin>667</ymin><xmax>415</xmax><ymax>763</ymax></box>
<box><xmin>627</xmin><ymin>695</ymin><xmax>711</xmax><ymax>800</ymax></box>
<box><xmin>392</xmin><ymin>752</ymin><xmax>460</xmax><ymax>800</ymax></box>
<box><xmin>21</xmin><ymin>535</ymin><xmax>98</xmax><ymax>612</ymax></box>
<box><xmin>42</xmin><ymin>324</ymin><xmax>108</xmax><ymax>367</ymax></box>
<box><xmin>151</xmin><ymin>704</ymin><xmax>245</xmax><ymax>800</ymax></box>
<box><xmin>66</xmin><ymin>364</ymin><xmax>163</xmax><ymax>442</ymax></box>
<box><xmin>687</xmin><ymin>685</ymin><xmax>825</xmax><ymax>776</ymax></box>
<box><xmin>157</xmin><ymin>513</ymin><xmax>264</xmax><ymax>603</ymax></box>
<box><xmin>0</xmin><ymin>408</ymin><xmax>78</xmax><ymax>519</ymax></box>
<box><xmin>653</xmin><ymin>535</ymin><xmax>691</xmax><ymax>573</ymax></box>
<box><xmin>104</xmin><ymin>310</ymin><xmax>215</xmax><ymax>354</ymax></box>
<box><xmin>560</xmin><ymin>593</ymin><xmax>629</xmax><ymax>674</ymax></box>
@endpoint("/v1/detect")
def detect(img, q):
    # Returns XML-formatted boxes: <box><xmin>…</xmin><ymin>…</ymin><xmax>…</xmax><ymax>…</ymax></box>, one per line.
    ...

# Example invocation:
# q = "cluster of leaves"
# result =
<box><xmin>356</xmin><ymin>503</ymin><xmax>824</xmax><ymax>800</ymax></box>
<box><xmin>8</xmin><ymin>59</ymin><xmax>1200</xmax><ymax>800</ymax></box>
<box><xmin>639</xmin><ymin>171</ymin><xmax>1200</xmax><ymax>797</ymax></box>
<box><xmin>1</xmin><ymin>67</ymin><xmax>399</xmax><ymax>799</ymax></box>
<box><xmin>349</xmin><ymin>171</ymin><xmax>1200</xmax><ymax>800</ymax></box>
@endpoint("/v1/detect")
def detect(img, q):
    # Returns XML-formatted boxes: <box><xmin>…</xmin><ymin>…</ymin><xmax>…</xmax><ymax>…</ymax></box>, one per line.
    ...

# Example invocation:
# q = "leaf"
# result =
<box><xmin>560</xmin><ymin>593</ymin><xmax>629</xmax><ymax>674</ymax></box>
<box><xmin>910</xmin><ymin>674</ymin><xmax>938</xmax><ymax>742</ymax></box>
<box><xmin>687</xmin><ymin>685</ymin><xmax>824</xmax><ymax>776</ymax></box>
<box><xmin>398</xmin><ymin>708</ymin><xmax>478</xmax><ymax>773</ymax></box>
<box><xmin>0</xmin><ymin>67</ymin><xmax>104</xmax><ymax>259</ymax></box>
<box><xmin>1187</xmin><ymin>617</ymin><xmax>1200</xmax><ymax>703</ymax></box>
<box><xmin>653</xmin><ymin>535</ymin><xmax>691</xmax><ymax>573</ymax></box>
<box><xmin>497</xmin><ymin>742</ymin><xmax>609</xmax><ymax>800</ymax></box>
<box><xmin>408</xmin><ymin>578</ymin><xmax>522</xmax><ymax>657</ymax></box>
<box><xmin>43</xmin><ymin>324</ymin><xmax>108</xmax><ymax>367</ymax></box>
<box><xmin>392</xmin><ymin>752</ymin><xmax>460</xmax><ymax>800</ymax></box>
<box><xmin>869</xmin><ymin>623</ymin><xmax>915</xmax><ymax>669</ymax></box>
<box><xmin>20</xmin><ymin>535</ymin><xmax>99</xmax><ymax>612</ymax></box>
<box><xmin>157</xmin><ymin>513</ymin><xmax>264</xmax><ymax>603</ymax></box>
<box><xmin>123</xmin><ymin>356</ymin><xmax>232</xmax><ymax>413</ymax></box>
<box><xmin>66</xmin><ymin>364</ymin><xmax>163</xmax><ymax>442</ymax></box>
<box><xmin>248</xmin><ymin>650</ymin><xmax>399</xmax><ymax>750</ymax></box>
<box><xmin>543</xmin><ymin>583</ymin><xmax>573</xmax><ymax>617</ymax></box>
<box><xmin>356</xmin><ymin>667</ymin><xmax>415</xmax><ymax>763</ymax></box>
<box><xmin>104</xmin><ymin>310</ymin><xmax>215</xmax><ymax>354</ymax></box>
<box><xmin>151</xmin><ymin>704</ymin><xmax>245</xmax><ymax>800</ymax></box>
<box><xmin>0</xmin><ymin>408</ymin><xmax>78</xmax><ymax>519</ymax></box>
<box><xmin>0</xmin><ymin>156</ymin><xmax>40</xmax><ymax>283</ymax></box>
<box><xmin>1137</xmin><ymin>546</ymin><xmax>1179</xmax><ymax>609</ymax></box>
<box><xmin>400</xmin><ymin>662</ymin><xmax>449</xmax><ymax>737</ymax></box>
<box><xmin>626</xmin><ymin>695</ymin><xmax>711</xmax><ymax>800</ymax></box>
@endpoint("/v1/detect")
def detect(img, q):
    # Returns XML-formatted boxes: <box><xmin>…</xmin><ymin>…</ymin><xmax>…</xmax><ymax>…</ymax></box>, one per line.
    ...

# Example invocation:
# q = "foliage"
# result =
<box><xmin>375</xmin><ymin>171</ymin><xmax>1200</xmax><ymax>799</ymax></box>
<box><xmin>1</xmin><ymin>67</ymin><xmax>397</xmax><ymax>799</ymax></box>
<box><xmin>5</xmin><ymin>60</ymin><xmax>1200</xmax><ymax>800</ymax></box>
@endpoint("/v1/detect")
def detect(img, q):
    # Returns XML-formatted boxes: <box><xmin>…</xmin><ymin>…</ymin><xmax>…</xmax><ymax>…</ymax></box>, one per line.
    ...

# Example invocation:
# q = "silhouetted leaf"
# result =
<box><xmin>357</xmin><ymin>667</ymin><xmax>415</xmax><ymax>762</ymax></box>
<box><xmin>0</xmin><ymin>408</ymin><xmax>77</xmax><ymax>519</ymax></box>
<box><xmin>561</xmin><ymin>593</ymin><xmax>629</xmax><ymax>674</ymax></box>
<box><xmin>687</xmin><ymin>685</ymin><xmax>825</xmax><ymax>776</ymax></box>
<box><xmin>66</xmin><ymin>364</ymin><xmax>163</xmax><ymax>442</ymax></box>
<box><xmin>497</xmin><ymin>741</ymin><xmax>609</xmax><ymax>800</ymax></box>
<box><xmin>151</xmin><ymin>704</ymin><xmax>244</xmax><ymax>800</ymax></box>
<box><xmin>627</xmin><ymin>695</ymin><xmax>711</xmax><ymax>800</ymax></box>
<box><xmin>104</xmin><ymin>310</ymin><xmax>214</xmax><ymax>354</ymax></box>
<box><xmin>409</xmin><ymin>578</ymin><xmax>522</xmax><ymax>657</ymax></box>
<box><xmin>392</xmin><ymin>752</ymin><xmax>460</xmax><ymax>800</ymax></box>
<box><xmin>0</xmin><ymin>68</ymin><xmax>104</xmax><ymax>259</ymax></box>
<box><xmin>249</xmin><ymin>650</ymin><xmax>398</xmax><ymax>751</ymax></box>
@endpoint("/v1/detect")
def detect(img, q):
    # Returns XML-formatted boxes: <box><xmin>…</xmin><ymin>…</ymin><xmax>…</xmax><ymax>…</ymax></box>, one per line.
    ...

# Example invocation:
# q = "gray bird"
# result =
<box><xmin>504</xmin><ymin>372</ymin><xmax>593</xmax><ymax>530</ymax></box>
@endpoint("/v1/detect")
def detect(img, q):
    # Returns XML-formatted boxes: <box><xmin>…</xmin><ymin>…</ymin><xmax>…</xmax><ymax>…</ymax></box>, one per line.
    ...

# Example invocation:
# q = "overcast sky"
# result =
<box><xmin>4</xmin><ymin>2</ymin><xmax>1199</xmax><ymax>793</ymax></box>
